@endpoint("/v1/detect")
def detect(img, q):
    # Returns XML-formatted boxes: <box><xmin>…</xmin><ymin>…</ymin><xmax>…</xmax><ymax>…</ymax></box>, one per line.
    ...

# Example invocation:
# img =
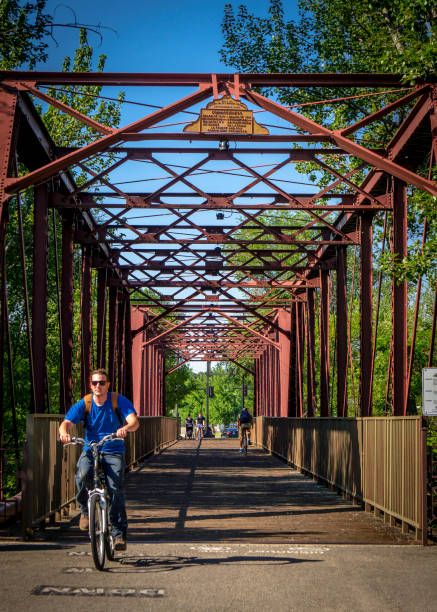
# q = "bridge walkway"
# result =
<box><xmin>126</xmin><ymin>437</ymin><xmax>411</xmax><ymax>545</ymax></box>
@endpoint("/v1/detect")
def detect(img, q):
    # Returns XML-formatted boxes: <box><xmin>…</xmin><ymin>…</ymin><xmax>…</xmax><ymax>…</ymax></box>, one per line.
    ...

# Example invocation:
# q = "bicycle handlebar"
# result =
<box><xmin>68</xmin><ymin>432</ymin><xmax>118</xmax><ymax>447</ymax></box>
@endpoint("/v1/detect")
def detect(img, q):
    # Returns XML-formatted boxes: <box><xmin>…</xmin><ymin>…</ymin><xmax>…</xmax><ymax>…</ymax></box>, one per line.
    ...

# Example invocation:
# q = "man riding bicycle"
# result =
<box><xmin>237</xmin><ymin>407</ymin><xmax>253</xmax><ymax>453</ymax></box>
<box><xmin>59</xmin><ymin>368</ymin><xmax>139</xmax><ymax>551</ymax></box>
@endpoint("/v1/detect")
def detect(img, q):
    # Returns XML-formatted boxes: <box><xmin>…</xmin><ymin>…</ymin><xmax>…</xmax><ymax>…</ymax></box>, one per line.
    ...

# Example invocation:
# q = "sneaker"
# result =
<box><xmin>248</xmin><ymin>440</ymin><xmax>252</xmax><ymax>445</ymax></box>
<box><xmin>114</xmin><ymin>538</ymin><xmax>127</xmax><ymax>551</ymax></box>
<box><xmin>79</xmin><ymin>514</ymin><xmax>89</xmax><ymax>531</ymax></box>
<box><xmin>239</xmin><ymin>448</ymin><xmax>243</xmax><ymax>453</ymax></box>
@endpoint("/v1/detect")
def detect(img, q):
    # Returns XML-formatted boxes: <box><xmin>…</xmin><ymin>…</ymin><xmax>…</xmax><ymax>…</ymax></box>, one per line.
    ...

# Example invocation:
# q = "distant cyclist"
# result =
<box><xmin>185</xmin><ymin>414</ymin><xmax>194</xmax><ymax>439</ymax></box>
<box><xmin>237</xmin><ymin>407</ymin><xmax>253</xmax><ymax>453</ymax></box>
<box><xmin>196</xmin><ymin>412</ymin><xmax>205</xmax><ymax>440</ymax></box>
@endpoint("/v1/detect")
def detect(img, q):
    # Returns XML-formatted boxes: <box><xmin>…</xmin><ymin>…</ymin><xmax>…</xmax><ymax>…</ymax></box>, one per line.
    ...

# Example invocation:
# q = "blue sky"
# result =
<box><xmin>41</xmin><ymin>0</ymin><xmax>298</xmax><ymax>73</ymax></box>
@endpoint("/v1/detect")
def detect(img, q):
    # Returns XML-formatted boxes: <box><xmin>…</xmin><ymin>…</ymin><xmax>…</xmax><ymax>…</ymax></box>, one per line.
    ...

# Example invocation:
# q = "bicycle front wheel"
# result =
<box><xmin>89</xmin><ymin>494</ymin><xmax>106</xmax><ymax>570</ymax></box>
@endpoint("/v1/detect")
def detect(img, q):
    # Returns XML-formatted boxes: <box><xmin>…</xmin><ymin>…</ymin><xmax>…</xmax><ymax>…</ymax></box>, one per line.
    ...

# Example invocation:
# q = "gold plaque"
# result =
<box><xmin>183</xmin><ymin>95</ymin><xmax>269</xmax><ymax>135</ymax></box>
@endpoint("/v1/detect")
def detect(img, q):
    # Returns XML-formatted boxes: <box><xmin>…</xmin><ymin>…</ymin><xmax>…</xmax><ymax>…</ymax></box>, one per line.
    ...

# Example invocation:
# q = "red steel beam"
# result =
<box><xmin>0</xmin><ymin>71</ymin><xmax>408</xmax><ymax>87</ymax></box>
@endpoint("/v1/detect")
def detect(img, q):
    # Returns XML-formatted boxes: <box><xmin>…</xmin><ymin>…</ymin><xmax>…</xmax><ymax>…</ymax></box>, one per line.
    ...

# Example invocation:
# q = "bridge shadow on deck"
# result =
<box><xmin>124</xmin><ymin>439</ymin><xmax>413</xmax><ymax>545</ymax></box>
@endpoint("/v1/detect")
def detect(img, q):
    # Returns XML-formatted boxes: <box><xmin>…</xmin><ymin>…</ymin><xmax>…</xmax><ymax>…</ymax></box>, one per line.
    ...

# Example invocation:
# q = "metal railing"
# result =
<box><xmin>21</xmin><ymin>414</ymin><xmax>178</xmax><ymax>537</ymax></box>
<box><xmin>253</xmin><ymin>416</ymin><xmax>427</xmax><ymax>543</ymax></box>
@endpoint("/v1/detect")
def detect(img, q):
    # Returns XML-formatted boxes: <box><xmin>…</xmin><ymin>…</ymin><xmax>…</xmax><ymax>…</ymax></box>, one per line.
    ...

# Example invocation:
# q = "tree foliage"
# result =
<box><xmin>0</xmin><ymin>0</ymin><xmax>51</xmax><ymax>69</ymax></box>
<box><xmin>221</xmin><ymin>0</ymin><xmax>437</xmax><ymax>279</ymax></box>
<box><xmin>166</xmin><ymin>361</ymin><xmax>254</xmax><ymax>426</ymax></box>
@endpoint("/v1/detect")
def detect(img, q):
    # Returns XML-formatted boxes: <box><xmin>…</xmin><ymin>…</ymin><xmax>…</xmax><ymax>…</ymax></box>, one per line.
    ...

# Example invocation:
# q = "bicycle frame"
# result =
<box><xmin>87</xmin><ymin>443</ymin><xmax>109</xmax><ymax>538</ymax></box>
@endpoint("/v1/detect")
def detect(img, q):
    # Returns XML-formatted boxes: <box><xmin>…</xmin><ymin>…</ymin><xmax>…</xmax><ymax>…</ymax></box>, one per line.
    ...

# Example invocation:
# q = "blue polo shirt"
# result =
<box><xmin>64</xmin><ymin>392</ymin><xmax>137</xmax><ymax>453</ymax></box>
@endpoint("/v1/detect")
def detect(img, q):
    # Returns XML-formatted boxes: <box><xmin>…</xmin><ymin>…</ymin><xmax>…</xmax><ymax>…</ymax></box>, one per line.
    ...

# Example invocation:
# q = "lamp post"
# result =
<box><xmin>206</xmin><ymin>360</ymin><xmax>210</xmax><ymax>429</ymax></box>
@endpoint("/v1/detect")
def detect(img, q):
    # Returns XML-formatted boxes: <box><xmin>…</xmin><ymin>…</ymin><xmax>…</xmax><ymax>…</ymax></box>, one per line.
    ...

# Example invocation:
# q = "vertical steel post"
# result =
<box><xmin>124</xmin><ymin>292</ymin><xmax>133</xmax><ymax>400</ymax></box>
<box><xmin>32</xmin><ymin>184</ymin><xmax>49</xmax><ymax>412</ymax></box>
<box><xmin>391</xmin><ymin>179</ymin><xmax>408</xmax><ymax>415</ymax></box>
<box><xmin>108</xmin><ymin>283</ymin><xmax>118</xmax><ymax>387</ymax></box>
<box><xmin>253</xmin><ymin>359</ymin><xmax>258</xmax><ymax>417</ymax></box>
<box><xmin>144</xmin><ymin>334</ymin><xmax>150</xmax><ymax>416</ymax></box>
<box><xmin>80</xmin><ymin>245</ymin><xmax>92</xmax><ymax>397</ymax></box>
<box><xmin>206</xmin><ymin>360</ymin><xmax>210</xmax><ymax>428</ymax></box>
<box><xmin>288</xmin><ymin>302</ymin><xmax>297</xmax><ymax>416</ymax></box>
<box><xmin>360</xmin><ymin>214</ymin><xmax>374</xmax><ymax>417</ymax></box>
<box><xmin>117</xmin><ymin>290</ymin><xmax>126</xmax><ymax>394</ymax></box>
<box><xmin>319</xmin><ymin>269</ymin><xmax>330</xmax><ymax>417</ymax></box>
<box><xmin>96</xmin><ymin>268</ymin><xmax>107</xmax><ymax>369</ymax></box>
<box><xmin>0</xmin><ymin>208</ymin><xmax>7</xmax><ymax>489</ymax></box>
<box><xmin>161</xmin><ymin>352</ymin><xmax>166</xmax><ymax>416</ymax></box>
<box><xmin>296</xmin><ymin>301</ymin><xmax>305</xmax><ymax>418</ymax></box>
<box><xmin>131</xmin><ymin>307</ymin><xmax>144</xmax><ymax>411</ymax></box>
<box><xmin>337</xmin><ymin>246</ymin><xmax>348</xmax><ymax>417</ymax></box>
<box><xmin>278</xmin><ymin>309</ymin><xmax>291</xmax><ymax>417</ymax></box>
<box><xmin>60</xmin><ymin>212</ymin><xmax>74</xmax><ymax>412</ymax></box>
<box><xmin>306</xmin><ymin>288</ymin><xmax>316</xmax><ymax>417</ymax></box>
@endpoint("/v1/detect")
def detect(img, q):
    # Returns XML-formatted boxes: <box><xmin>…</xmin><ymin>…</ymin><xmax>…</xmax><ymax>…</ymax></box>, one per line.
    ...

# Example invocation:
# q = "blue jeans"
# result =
<box><xmin>76</xmin><ymin>450</ymin><xmax>127</xmax><ymax>539</ymax></box>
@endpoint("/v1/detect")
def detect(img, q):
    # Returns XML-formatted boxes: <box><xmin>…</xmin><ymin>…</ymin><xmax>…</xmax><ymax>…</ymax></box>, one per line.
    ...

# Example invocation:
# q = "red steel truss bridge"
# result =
<box><xmin>1</xmin><ymin>71</ymin><xmax>436</xmax><ymax>419</ymax></box>
<box><xmin>2</xmin><ymin>71</ymin><xmax>437</xmax><ymax>543</ymax></box>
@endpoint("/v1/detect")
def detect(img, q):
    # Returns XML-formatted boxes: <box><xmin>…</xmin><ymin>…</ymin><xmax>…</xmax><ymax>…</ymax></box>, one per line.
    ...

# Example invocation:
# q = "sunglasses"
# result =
<box><xmin>91</xmin><ymin>380</ymin><xmax>107</xmax><ymax>386</ymax></box>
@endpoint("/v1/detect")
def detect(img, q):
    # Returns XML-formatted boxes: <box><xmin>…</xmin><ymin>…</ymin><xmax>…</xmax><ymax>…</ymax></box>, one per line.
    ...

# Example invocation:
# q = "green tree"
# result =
<box><xmin>165</xmin><ymin>359</ymin><xmax>199</xmax><ymax>417</ymax></box>
<box><xmin>0</xmin><ymin>0</ymin><xmax>51</xmax><ymax>69</ymax></box>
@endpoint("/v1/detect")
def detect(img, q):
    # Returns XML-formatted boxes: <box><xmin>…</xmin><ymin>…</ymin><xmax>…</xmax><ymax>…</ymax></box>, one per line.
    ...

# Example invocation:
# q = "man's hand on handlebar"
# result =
<box><xmin>60</xmin><ymin>432</ymin><xmax>72</xmax><ymax>444</ymax></box>
<box><xmin>116</xmin><ymin>426</ymin><xmax>129</xmax><ymax>439</ymax></box>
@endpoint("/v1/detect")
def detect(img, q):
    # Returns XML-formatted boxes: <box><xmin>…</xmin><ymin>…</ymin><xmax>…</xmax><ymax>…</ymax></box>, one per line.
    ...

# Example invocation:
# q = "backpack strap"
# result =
<box><xmin>111</xmin><ymin>392</ymin><xmax>124</xmax><ymax>427</ymax></box>
<box><xmin>83</xmin><ymin>392</ymin><xmax>124</xmax><ymax>427</ymax></box>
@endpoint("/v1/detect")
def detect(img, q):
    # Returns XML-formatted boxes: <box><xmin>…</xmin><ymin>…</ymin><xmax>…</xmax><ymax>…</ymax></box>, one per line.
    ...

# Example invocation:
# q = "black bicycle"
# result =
<box><xmin>67</xmin><ymin>433</ymin><xmax>117</xmax><ymax>570</ymax></box>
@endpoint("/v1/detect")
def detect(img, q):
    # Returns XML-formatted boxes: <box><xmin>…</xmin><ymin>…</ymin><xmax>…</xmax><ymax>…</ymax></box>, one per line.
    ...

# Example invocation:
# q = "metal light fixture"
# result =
<box><xmin>218</xmin><ymin>139</ymin><xmax>229</xmax><ymax>151</ymax></box>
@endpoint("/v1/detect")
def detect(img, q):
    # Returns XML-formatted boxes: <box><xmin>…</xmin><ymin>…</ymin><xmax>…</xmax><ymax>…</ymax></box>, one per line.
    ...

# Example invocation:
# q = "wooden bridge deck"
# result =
<box><xmin>120</xmin><ymin>438</ymin><xmax>412</xmax><ymax>545</ymax></box>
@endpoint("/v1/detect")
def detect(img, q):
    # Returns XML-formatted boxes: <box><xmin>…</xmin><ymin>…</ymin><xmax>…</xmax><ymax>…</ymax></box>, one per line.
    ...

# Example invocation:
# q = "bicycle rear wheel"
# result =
<box><xmin>89</xmin><ymin>494</ymin><xmax>106</xmax><ymax>570</ymax></box>
<box><xmin>105</xmin><ymin>531</ymin><xmax>114</xmax><ymax>561</ymax></box>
